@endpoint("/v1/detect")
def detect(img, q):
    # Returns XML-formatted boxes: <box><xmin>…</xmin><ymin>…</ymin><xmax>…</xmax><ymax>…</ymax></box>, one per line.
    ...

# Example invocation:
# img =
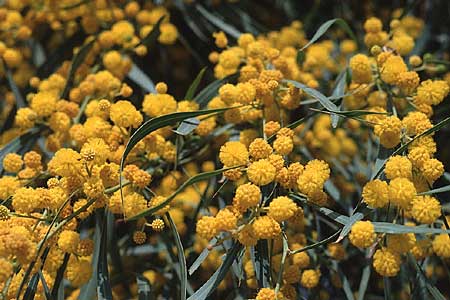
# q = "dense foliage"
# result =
<box><xmin>0</xmin><ymin>1</ymin><xmax>450</xmax><ymax>300</ymax></box>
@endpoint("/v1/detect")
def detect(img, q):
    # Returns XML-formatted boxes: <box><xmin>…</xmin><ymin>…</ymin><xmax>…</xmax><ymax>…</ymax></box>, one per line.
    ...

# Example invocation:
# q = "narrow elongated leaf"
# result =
<box><xmin>195</xmin><ymin>5</ymin><xmax>242</xmax><ymax>38</ymax></box>
<box><xmin>5</xmin><ymin>66</ymin><xmax>26</xmax><ymax>108</ymax></box>
<box><xmin>372</xmin><ymin>222</ymin><xmax>450</xmax><ymax>235</ymax></box>
<box><xmin>97</xmin><ymin>213</ymin><xmax>113</xmax><ymax>300</ymax></box>
<box><xmin>166</xmin><ymin>213</ymin><xmax>187</xmax><ymax>300</ymax></box>
<box><xmin>128</xmin><ymin>167</ymin><xmax>234</xmax><ymax>221</ymax></box>
<box><xmin>38</xmin><ymin>270</ymin><xmax>53</xmax><ymax>300</ymax></box>
<box><xmin>136</xmin><ymin>275</ymin><xmax>154</xmax><ymax>300</ymax></box>
<box><xmin>174</xmin><ymin>118</ymin><xmax>200</xmax><ymax>135</ymax></box>
<box><xmin>194</xmin><ymin>73</ymin><xmax>239</xmax><ymax>107</ymax></box>
<box><xmin>298</xmin><ymin>18</ymin><xmax>357</xmax><ymax>55</ymax></box>
<box><xmin>140</xmin><ymin>17</ymin><xmax>163</xmax><ymax>48</ymax></box>
<box><xmin>284</xmin><ymin>79</ymin><xmax>338</xmax><ymax>111</ymax></box>
<box><xmin>22</xmin><ymin>273</ymin><xmax>39</xmax><ymax>300</ymax></box>
<box><xmin>185</xmin><ymin>67</ymin><xmax>207</xmax><ymax>100</ymax></box>
<box><xmin>51</xmin><ymin>253</ymin><xmax>70</xmax><ymax>299</ymax></box>
<box><xmin>61</xmin><ymin>39</ymin><xmax>95</xmax><ymax>99</ymax></box>
<box><xmin>331</xmin><ymin>69</ymin><xmax>348</xmax><ymax>127</ymax></box>
<box><xmin>409</xmin><ymin>255</ymin><xmax>446</xmax><ymax>300</ymax></box>
<box><xmin>251</xmin><ymin>240</ymin><xmax>271</xmax><ymax>287</ymax></box>
<box><xmin>418</xmin><ymin>185</ymin><xmax>450</xmax><ymax>195</ymax></box>
<box><xmin>127</xmin><ymin>64</ymin><xmax>156</xmax><ymax>93</ymax></box>
<box><xmin>187</xmin><ymin>242</ymin><xmax>243</xmax><ymax>300</ymax></box>
<box><xmin>357</xmin><ymin>265</ymin><xmax>371</xmax><ymax>300</ymax></box>
<box><xmin>189</xmin><ymin>238</ymin><xmax>217</xmax><ymax>275</ymax></box>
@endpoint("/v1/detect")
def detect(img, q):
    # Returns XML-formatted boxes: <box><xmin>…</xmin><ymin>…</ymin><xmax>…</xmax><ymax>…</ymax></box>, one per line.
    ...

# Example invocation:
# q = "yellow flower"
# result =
<box><xmin>249</xmin><ymin>138</ymin><xmax>273</xmax><ymax>160</ymax></box>
<box><xmin>349</xmin><ymin>54</ymin><xmax>372</xmax><ymax>84</ymax></box>
<box><xmin>110</xmin><ymin>100</ymin><xmax>143</xmax><ymax>128</ymax></box>
<box><xmin>364</xmin><ymin>17</ymin><xmax>383</xmax><ymax>33</ymax></box>
<box><xmin>373</xmin><ymin>116</ymin><xmax>402</xmax><ymax>148</ymax></box>
<box><xmin>362</xmin><ymin>179</ymin><xmax>389</xmax><ymax>208</ymax></box>
<box><xmin>432</xmin><ymin>234</ymin><xmax>450</xmax><ymax>258</ymax></box>
<box><xmin>233</xmin><ymin>183</ymin><xmax>261</xmax><ymax>211</ymax></box>
<box><xmin>300</xmin><ymin>269</ymin><xmax>320</xmax><ymax>289</ymax></box>
<box><xmin>268</xmin><ymin>196</ymin><xmax>298</xmax><ymax>222</ymax></box>
<box><xmin>349</xmin><ymin>220</ymin><xmax>376</xmax><ymax>248</ymax></box>
<box><xmin>373</xmin><ymin>247</ymin><xmax>401</xmax><ymax>277</ymax></box>
<box><xmin>421</xmin><ymin>158</ymin><xmax>444</xmax><ymax>183</ymax></box>
<box><xmin>247</xmin><ymin>159</ymin><xmax>276</xmax><ymax>186</ymax></box>
<box><xmin>388</xmin><ymin>177</ymin><xmax>416</xmax><ymax>209</ymax></box>
<box><xmin>252</xmin><ymin>216</ymin><xmax>281</xmax><ymax>239</ymax></box>
<box><xmin>196</xmin><ymin>216</ymin><xmax>218</xmax><ymax>240</ymax></box>
<box><xmin>384</xmin><ymin>155</ymin><xmax>412</xmax><ymax>180</ymax></box>
<box><xmin>58</xmin><ymin>230</ymin><xmax>80</xmax><ymax>253</ymax></box>
<box><xmin>415</xmin><ymin>80</ymin><xmax>449</xmax><ymax>106</ymax></box>
<box><xmin>215</xmin><ymin>208</ymin><xmax>237</xmax><ymax>231</ymax></box>
<box><xmin>386</xmin><ymin>233</ymin><xmax>416</xmax><ymax>254</ymax></box>
<box><xmin>219</xmin><ymin>141</ymin><xmax>249</xmax><ymax>167</ymax></box>
<box><xmin>380</xmin><ymin>55</ymin><xmax>407</xmax><ymax>85</ymax></box>
<box><xmin>142</xmin><ymin>93</ymin><xmax>177</xmax><ymax>117</ymax></box>
<box><xmin>411</xmin><ymin>195</ymin><xmax>441</xmax><ymax>224</ymax></box>
<box><xmin>3</xmin><ymin>153</ymin><xmax>23</xmax><ymax>173</ymax></box>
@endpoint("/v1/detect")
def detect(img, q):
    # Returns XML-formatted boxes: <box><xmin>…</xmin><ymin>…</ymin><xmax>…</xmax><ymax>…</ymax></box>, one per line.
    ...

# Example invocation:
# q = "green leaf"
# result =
<box><xmin>61</xmin><ymin>38</ymin><xmax>95</xmax><ymax>99</ymax></box>
<box><xmin>127</xmin><ymin>64</ymin><xmax>156</xmax><ymax>93</ymax></box>
<box><xmin>418</xmin><ymin>185</ymin><xmax>450</xmax><ymax>195</ymax></box>
<box><xmin>97</xmin><ymin>213</ymin><xmax>112</xmax><ymax>300</ymax></box>
<box><xmin>187</xmin><ymin>242</ymin><xmax>243</xmax><ymax>300</ymax></box>
<box><xmin>372</xmin><ymin>222</ymin><xmax>450</xmax><ymax>235</ymax></box>
<box><xmin>409</xmin><ymin>254</ymin><xmax>446</xmax><ymax>300</ymax></box>
<box><xmin>166</xmin><ymin>213</ymin><xmax>187</xmax><ymax>300</ymax></box>
<box><xmin>189</xmin><ymin>238</ymin><xmax>217</xmax><ymax>275</ymax></box>
<box><xmin>297</xmin><ymin>18</ymin><xmax>357</xmax><ymax>60</ymax></box>
<box><xmin>195</xmin><ymin>4</ymin><xmax>242</xmax><ymax>38</ymax></box>
<box><xmin>51</xmin><ymin>253</ymin><xmax>70</xmax><ymax>299</ymax></box>
<box><xmin>185</xmin><ymin>67</ymin><xmax>207</xmax><ymax>100</ymax></box>
<box><xmin>174</xmin><ymin>118</ymin><xmax>200</xmax><ymax>136</ymax></box>
<box><xmin>127</xmin><ymin>167</ymin><xmax>234</xmax><ymax>221</ymax></box>
<box><xmin>22</xmin><ymin>273</ymin><xmax>39</xmax><ymax>300</ymax></box>
<box><xmin>38</xmin><ymin>270</ymin><xmax>53</xmax><ymax>300</ymax></box>
<box><xmin>194</xmin><ymin>73</ymin><xmax>239</xmax><ymax>108</ymax></box>
<box><xmin>136</xmin><ymin>275</ymin><xmax>154</xmax><ymax>300</ymax></box>
<box><xmin>251</xmin><ymin>240</ymin><xmax>271</xmax><ymax>287</ymax></box>
<box><xmin>357</xmin><ymin>265</ymin><xmax>371</xmax><ymax>300</ymax></box>
<box><xmin>284</xmin><ymin>79</ymin><xmax>338</xmax><ymax>112</ymax></box>
<box><xmin>140</xmin><ymin>17</ymin><xmax>164</xmax><ymax>48</ymax></box>
<box><xmin>5</xmin><ymin>66</ymin><xmax>26</xmax><ymax>108</ymax></box>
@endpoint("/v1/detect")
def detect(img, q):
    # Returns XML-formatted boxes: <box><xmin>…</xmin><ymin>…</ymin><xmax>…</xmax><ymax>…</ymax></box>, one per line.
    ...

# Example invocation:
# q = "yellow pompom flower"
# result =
<box><xmin>110</xmin><ymin>100</ymin><xmax>143</xmax><ymax>128</ymax></box>
<box><xmin>237</xmin><ymin>225</ymin><xmax>258</xmax><ymax>246</ymax></box>
<box><xmin>0</xmin><ymin>258</ymin><xmax>13</xmax><ymax>283</ymax></box>
<box><xmin>384</xmin><ymin>155</ymin><xmax>412</xmax><ymax>180</ymax></box>
<box><xmin>213</xmin><ymin>31</ymin><xmax>228</xmax><ymax>48</ymax></box>
<box><xmin>432</xmin><ymin>234</ymin><xmax>450</xmax><ymax>258</ymax></box>
<box><xmin>219</xmin><ymin>141</ymin><xmax>249</xmax><ymax>167</ymax></box>
<box><xmin>133</xmin><ymin>231</ymin><xmax>147</xmax><ymax>244</ymax></box>
<box><xmin>411</xmin><ymin>195</ymin><xmax>441</xmax><ymax>224</ymax></box>
<box><xmin>252</xmin><ymin>216</ymin><xmax>281</xmax><ymax>239</ymax></box>
<box><xmin>215</xmin><ymin>208</ymin><xmax>237</xmax><ymax>231</ymax></box>
<box><xmin>236</xmin><ymin>82</ymin><xmax>256</xmax><ymax>104</ymax></box>
<box><xmin>249</xmin><ymin>138</ymin><xmax>273</xmax><ymax>160</ymax></box>
<box><xmin>300</xmin><ymin>269</ymin><xmax>320</xmax><ymax>289</ymax></box>
<box><xmin>362</xmin><ymin>179</ymin><xmax>389</xmax><ymax>208</ymax></box>
<box><xmin>387</xmin><ymin>233</ymin><xmax>416</xmax><ymax>254</ymax></box>
<box><xmin>66</xmin><ymin>257</ymin><xmax>92</xmax><ymax>287</ymax></box>
<box><xmin>396</xmin><ymin>71</ymin><xmax>419</xmax><ymax>94</ymax></box>
<box><xmin>30</xmin><ymin>91</ymin><xmax>58</xmax><ymax>117</ymax></box>
<box><xmin>297</xmin><ymin>160</ymin><xmax>329</xmax><ymax>195</ymax></box>
<box><xmin>373</xmin><ymin>248</ymin><xmax>401</xmax><ymax>277</ymax></box>
<box><xmin>388</xmin><ymin>177</ymin><xmax>416</xmax><ymax>209</ymax></box>
<box><xmin>349</xmin><ymin>221</ymin><xmax>376</xmax><ymax>248</ymax></box>
<box><xmin>256</xmin><ymin>288</ymin><xmax>283</xmax><ymax>300</ymax></box>
<box><xmin>0</xmin><ymin>176</ymin><xmax>20</xmax><ymax>200</ymax></box>
<box><xmin>3</xmin><ymin>153</ymin><xmax>23</xmax><ymax>173</ymax></box>
<box><xmin>373</xmin><ymin>116</ymin><xmax>402</xmax><ymax>148</ymax></box>
<box><xmin>196</xmin><ymin>216</ymin><xmax>218</xmax><ymax>240</ymax></box>
<box><xmin>380</xmin><ymin>55</ymin><xmax>407</xmax><ymax>85</ymax></box>
<box><xmin>142</xmin><ymin>93</ymin><xmax>177</xmax><ymax>117</ymax></box>
<box><xmin>408</xmin><ymin>146</ymin><xmax>430</xmax><ymax>168</ymax></box>
<box><xmin>364</xmin><ymin>17</ymin><xmax>383</xmax><ymax>33</ymax></box>
<box><xmin>421</xmin><ymin>158</ymin><xmax>444</xmax><ymax>183</ymax></box>
<box><xmin>268</xmin><ymin>196</ymin><xmax>298</xmax><ymax>222</ymax></box>
<box><xmin>47</xmin><ymin>148</ymin><xmax>83</xmax><ymax>178</ymax></box>
<box><xmin>415</xmin><ymin>80</ymin><xmax>449</xmax><ymax>106</ymax></box>
<box><xmin>292</xmin><ymin>251</ymin><xmax>310</xmax><ymax>268</ymax></box>
<box><xmin>273</xmin><ymin>136</ymin><xmax>294</xmax><ymax>155</ymax></box>
<box><xmin>151</xmin><ymin>219</ymin><xmax>165</xmax><ymax>232</ymax></box>
<box><xmin>233</xmin><ymin>183</ymin><xmax>261</xmax><ymax>210</ymax></box>
<box><xmin>349</xmin><ymin>54</ymin><xmax>372</xmax><ymax>84</ymax></box>
<box><xmin>158</xmin><ymin>23</ymin><xmax>178</xmax><ymax>45</ymax></box>
<box><xmin>247</xmin><ymin>159</ymin><xmax>276</xmax><ymax>186</ymax></box>
<box><xmin>58</xmin><ymin>230</ymin><xmax>80</xmax><ymax>253</ymax></box>
<box><xmin>402</xmin><ymin>111</ymin><xmax>431</xmax><ymax>136</ymax></box>
<box><xmin>12</xmin><ymin>187</ymin><xmax>41</xmax><ymax>213</ymax></box>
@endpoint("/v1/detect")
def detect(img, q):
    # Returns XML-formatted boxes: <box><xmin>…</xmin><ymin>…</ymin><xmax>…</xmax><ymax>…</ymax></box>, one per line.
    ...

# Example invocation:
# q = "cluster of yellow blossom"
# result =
<box><xmin>0</xmin><ymin>3</ymin><xmax>449</xmax><ymax>299</ymax></box>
